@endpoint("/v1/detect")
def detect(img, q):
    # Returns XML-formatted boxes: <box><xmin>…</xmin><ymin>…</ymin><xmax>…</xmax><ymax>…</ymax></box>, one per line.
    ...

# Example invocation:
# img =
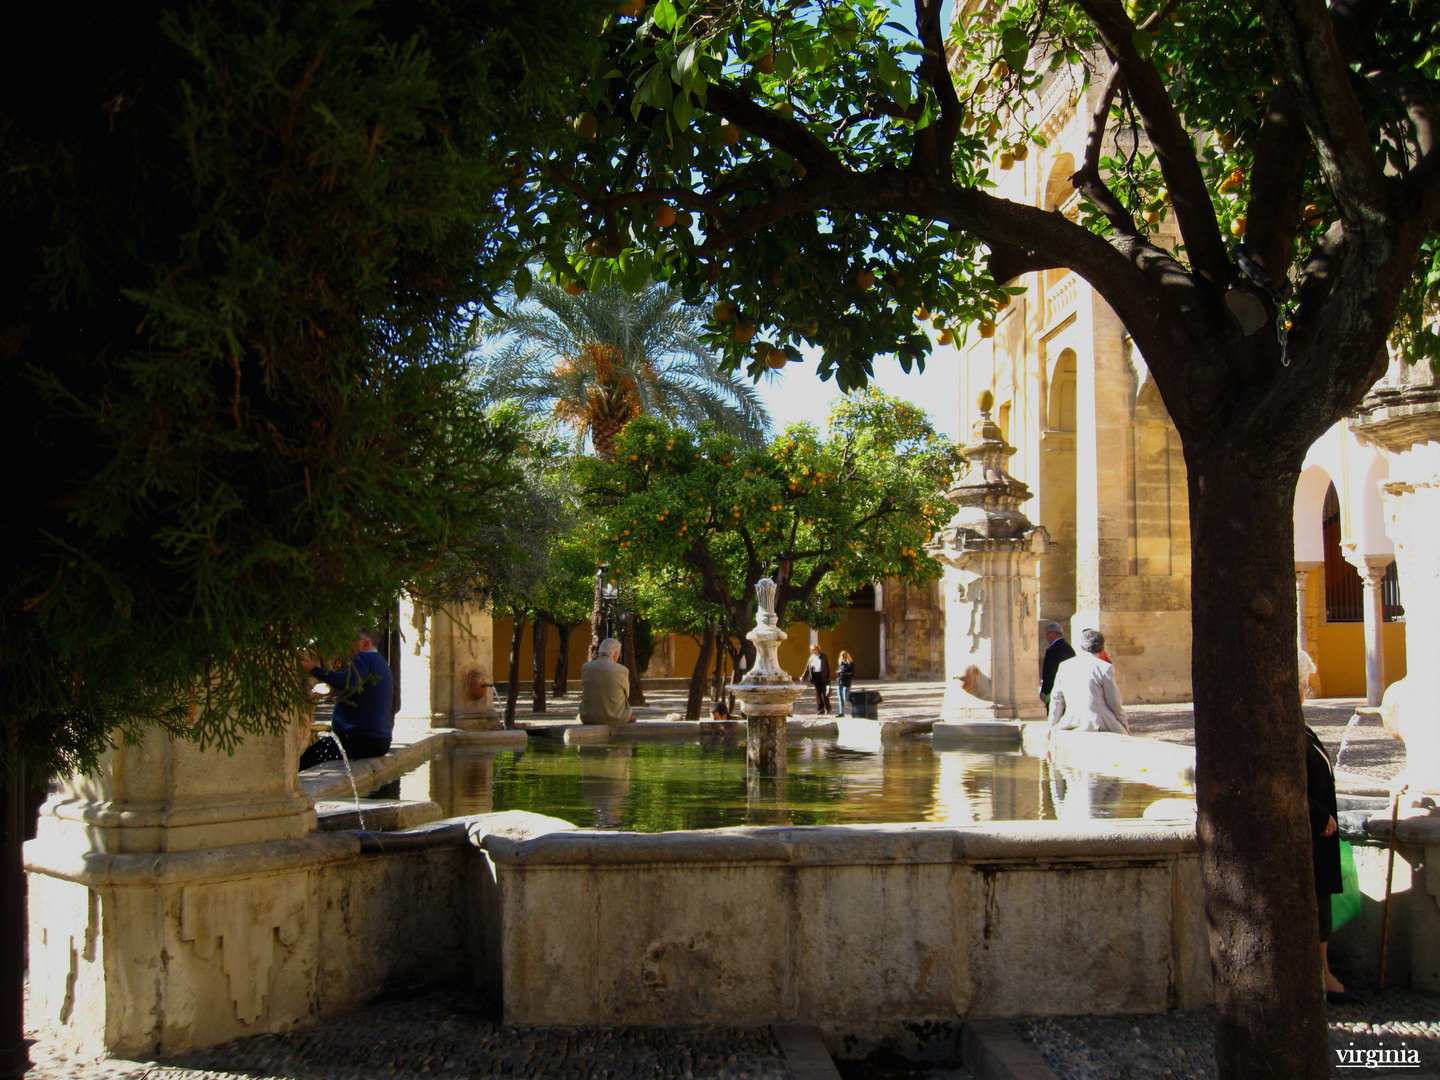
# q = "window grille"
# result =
<box><xmin>1321</xmin><ymin>483</ymin><xmax>1404</xmax><ymax>622</ymax></box>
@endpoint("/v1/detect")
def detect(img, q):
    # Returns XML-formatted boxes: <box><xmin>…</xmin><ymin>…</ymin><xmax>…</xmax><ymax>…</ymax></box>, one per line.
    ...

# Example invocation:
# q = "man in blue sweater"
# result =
<box><xmin>300</xmin><ymin>627</ymin><xmax>395</xmax><ymax>771</ymax></box>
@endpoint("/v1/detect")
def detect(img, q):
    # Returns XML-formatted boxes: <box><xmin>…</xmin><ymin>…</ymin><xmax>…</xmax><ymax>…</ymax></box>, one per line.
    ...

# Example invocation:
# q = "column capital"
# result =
<box><xmin>1294</xmin><ymin>560</ymin><xmax>1322</xmax><ymax>577</ymax></box>
<box><xmin>1340</xmin><ymin>541</ymin><xmax>1394</xmax><ymax>582</ymax></box>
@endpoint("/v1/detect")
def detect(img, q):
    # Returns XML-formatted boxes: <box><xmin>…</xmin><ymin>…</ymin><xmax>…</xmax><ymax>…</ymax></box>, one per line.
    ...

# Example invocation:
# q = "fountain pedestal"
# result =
<box><xmin>926</xmin><ymin>392</ymin><xmax>1050</xmax><ymax>729</ymax></box>
<box><xmin>731</xmin><ymin>578</ymin><xmax>805</xmax><ymax>775</ymax></box>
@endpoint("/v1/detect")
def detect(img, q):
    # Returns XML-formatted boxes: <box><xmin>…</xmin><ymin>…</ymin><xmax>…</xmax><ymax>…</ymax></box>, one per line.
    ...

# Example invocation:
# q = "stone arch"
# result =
<box><xmin>1293</xmin><ymin>464</ymin><xmax>1332</xmax><ymax>564</ymax></box>
<box><xmin>1046</xmin><ymin>349</ymin><xmax>1078</xmax><ymax>431</ymax></box>
<box><xmin>1347</xmin><ymin>451</ymin><xmax>1393</xmax><ymax>559</ymax></box>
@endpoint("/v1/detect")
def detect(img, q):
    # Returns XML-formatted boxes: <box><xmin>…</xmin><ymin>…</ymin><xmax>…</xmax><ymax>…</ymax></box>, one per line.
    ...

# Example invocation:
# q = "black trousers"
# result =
<box><xmin>812</xmin><ymin>681</ymin><xmax>831</xmax><ymax>714</ymax></box>
<box><xmin>300</xmin><ymin>730</ymin><xmax>392</xmax><ymax>771</ymax></box>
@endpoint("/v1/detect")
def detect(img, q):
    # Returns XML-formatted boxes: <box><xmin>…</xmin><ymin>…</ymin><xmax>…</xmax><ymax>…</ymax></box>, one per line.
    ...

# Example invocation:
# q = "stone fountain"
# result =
<box><xmin>926</xmin><ymin>390</ymin><xmax>1050</xmax><ymax>730</ymax></box>
<box><xmin>731</xmin><ymin>577</ymin><xmax>805</xmax><ymax>774</ymax></box>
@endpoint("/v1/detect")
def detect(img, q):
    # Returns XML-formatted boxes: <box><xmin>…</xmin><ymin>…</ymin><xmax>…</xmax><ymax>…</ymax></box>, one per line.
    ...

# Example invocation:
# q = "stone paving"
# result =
<box><xmin>1016</xmin><ymin>989</ymin><xmax>1440</xmax><ymax>1078</ymax></box>
<box><xmin>25</xmin><ymin>989</ymin><xmax>795</xmax><ymax>1080</ymax></box>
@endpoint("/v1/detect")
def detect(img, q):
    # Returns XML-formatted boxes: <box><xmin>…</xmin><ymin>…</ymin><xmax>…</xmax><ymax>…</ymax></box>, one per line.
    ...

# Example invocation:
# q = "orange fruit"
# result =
<box><xmin>720</xmin><ymin>122</ymin><xmax>740</xmax><ymax>146</ymax></box>
<box><xmin>655</xmin><ymin>204</ymin><xmax>676</xmax><ymax>228</ymax></box>
<box><xmin>856</xmin><ymin>269</ymin><xmax>875</xmax><ymax>289</ymax></box>
<box><xmin>574</xmin><ymin>113</ymin><xmax>598</xmax><ymax>139</ymax></box>
<box><xmin>978</xmin><ymin>319</ymin><xmax>996</xmax><ymax>338</ymax></box>
<box><xmin>756</xmin><ymin>51</ymin><xmax>775</xmax><ymax>75</ymax></box>
<box><xmin>1230</xmin><ymin>215</ymin><xmax>1247</xmax><ymax>237</ymax></box>
<box><xmin>734</xmin><ymin>321</ymin><xmax>756</xmax><ymax>344</ymax></box>
<box><xmin>563</xmin><ymin>281</ymin><xmax>586</xmax><ymax>296</ymax></box>
<box><xmin>712</xmin><ymin>301</ymin><xmax>735</xmax><ymax>323</ymax></box>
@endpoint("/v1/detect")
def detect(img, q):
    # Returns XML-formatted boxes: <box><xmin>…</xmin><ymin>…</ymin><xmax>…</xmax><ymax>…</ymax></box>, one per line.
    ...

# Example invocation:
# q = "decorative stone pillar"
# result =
<box><xmin>398</xmin><ymin>596</ymin><xmax>501</xmax><ymax>731</ymax></box>
<box><xmin>1342</xmin><ymin>546</ymin><xmax>1394</xmax><ymax>707</ymax></box>
<box><xmin>25</xmin><ymin>720</ymin><xmax>348</xmax><ymax>1060</ymax></box>
<box><xmin>926</xmin><ymin>392</ymin><xmax>1050</xmax><ymax>729</ymax></box>
<box><xmin>732</xmin><ymin>578</ymin><xmax>805</xmax><ymax>774</ymax></box>
<box><xmin>1350</xmin><ymin>358</ymin><xmax>1438</xmax><ymax>797</ymax></box>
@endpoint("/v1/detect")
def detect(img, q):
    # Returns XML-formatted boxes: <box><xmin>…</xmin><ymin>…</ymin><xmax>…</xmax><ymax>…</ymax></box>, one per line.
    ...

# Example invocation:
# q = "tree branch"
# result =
<box><xmin>912</xmin><ymin>0</ymin><xmax>964</xmax><ymax>176</ymax></box>
<box><xmin>1245</xmin><ymin>83</ymin><xmax>1309</xmax><ymax>284</ymax></box>
<box><xmin>1364</xmin><ymin>69</ymin><xmax>1436</xmax><ymax>164</ymax></box>
<box><xmin>1073</xmin><ymin>0</ymin><xmax>1232</xmax><ymax>285</ymax></box>
<box><xmin>1261</xmin><ymin>0</ymin><xmax>1386</xmax><ymax>216</ymax></box>
<box><xmin>705</xmin><ymin>81</ymin><xmax>842</xmax><ymax>178</ymax></box>
<box><xmin>1070</xmin><ymin>58</ymin><xmax>1140</xmax><ymax>238</ymax></box>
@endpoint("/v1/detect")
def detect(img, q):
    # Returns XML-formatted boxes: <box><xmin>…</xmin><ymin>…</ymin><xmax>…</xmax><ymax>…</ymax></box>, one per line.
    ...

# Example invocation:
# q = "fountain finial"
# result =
<box><xmin>756</xmin><ymin>577</ymin><xmax>778</xmax><ymax>620</ymax></box>
<box><xmin>978</xmin><ymin>388</ymin><xmax>994</xmax><ymax>414</ymax></box>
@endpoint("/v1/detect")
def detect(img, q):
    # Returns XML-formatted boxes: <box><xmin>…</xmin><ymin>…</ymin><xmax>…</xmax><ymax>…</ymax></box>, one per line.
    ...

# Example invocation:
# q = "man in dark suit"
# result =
<box><xmin>1040</xmin><ymin>622</ymin><xmax>1075</xmax><ymax>707</ymax></box>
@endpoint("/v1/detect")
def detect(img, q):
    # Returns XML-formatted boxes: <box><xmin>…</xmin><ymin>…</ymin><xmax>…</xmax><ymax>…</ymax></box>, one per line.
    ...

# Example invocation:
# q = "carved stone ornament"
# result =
<box><xmin>180</xmin><ymin>877</ymin><xmax>307</xmax><ymax>1025</ymax></box>
<box><xmin>926</xmin><ymin>390</ymin><xmax>1049</xmax><ymax>567</ymax></box>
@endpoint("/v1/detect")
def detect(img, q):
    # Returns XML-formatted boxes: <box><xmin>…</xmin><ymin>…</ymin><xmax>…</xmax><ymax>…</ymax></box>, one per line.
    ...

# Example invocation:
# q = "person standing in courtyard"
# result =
<box><xmin>579</xmin><ymin>637</ymin><xmax>635</xmax><ymax>724</ymax></box>
<box><xmin>804</xmin><ymin>643</ymin><xmax>832</xmax><ymax>715</ymax></box>
<box><xmin>1307</xmin><ymin>725</ymin><xmax>1352</xmax><ymax>1002</ymax></box>
<box><xmin>1047</xmin><ymin>629</ymin><xmax>1127</xmax><ymax>734</ymax></box>
<box><xmin>300</xmin><ymin>628</ymin><xmax>395</xmax><ymax>770</ymax></box>
<box><xmin>835</xmin><ymin>650</ymin><xmax>856</xmax><ymax>716</ymax></box>
<box><xmin>1040</xmin><ymin>622</ymin><xmax>1075</xmax><ymax>707</ymax></box>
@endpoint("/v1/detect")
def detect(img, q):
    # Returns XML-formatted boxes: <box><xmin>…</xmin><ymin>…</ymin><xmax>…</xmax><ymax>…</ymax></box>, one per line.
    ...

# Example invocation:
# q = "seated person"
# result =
<box><xmin>578</xmin><ymin>638</ymin><xmax>635</xmax><ymax>725</ymax></box>
<box><xmin>1047</xmin><ymin>629</ymin><xmax>1128</xmax><ymax>734</ymax></box>
<box><xmin>300</xmin><ymin>627</ymin><xmax>395</xmax><ymax>769</ymax></box>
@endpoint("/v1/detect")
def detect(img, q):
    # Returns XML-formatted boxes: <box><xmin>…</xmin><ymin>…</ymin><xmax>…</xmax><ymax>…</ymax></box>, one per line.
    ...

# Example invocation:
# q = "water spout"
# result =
<box><xmin>329</xmin><ymin>733</ymin><xmax>366</xmax><ymax>829</ymax></box>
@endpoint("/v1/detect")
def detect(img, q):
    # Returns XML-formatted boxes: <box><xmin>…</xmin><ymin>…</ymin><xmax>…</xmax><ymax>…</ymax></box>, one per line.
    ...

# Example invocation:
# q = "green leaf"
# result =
<box><xmin>649</xmin><ymin>64</ymin><xmax>674</xmax><ymax>108</ymax></box>
<box><xmin>653</xmin><ymin>0</ymin><xmax>677</xmax><ymax>33</ymax></box>
<box><xmin>672</xmin><ymin>42</ymin><xmax>698</xmax><ymax>84</ymax></box>
<box><xmin>513</xmin><ymin>266</ymin><xmax>533</xmax><ymax>299</ymax></box>
<box><xmin>1132</xmin><ymin>28</ymin><xmax>1154</xmax><ymax>61</ymax></box>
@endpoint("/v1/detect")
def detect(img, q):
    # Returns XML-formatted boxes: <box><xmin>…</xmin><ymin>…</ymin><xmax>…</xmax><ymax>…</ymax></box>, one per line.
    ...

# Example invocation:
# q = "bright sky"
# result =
<box><xmin>749</xmin><ymin>1</ymin><xmax>962</xmax><ymax>443</ymax></box>
<box><xmin>754</xmin><ymin>343</ymin><xmax>963</xmax><ymax>443</ymax></box>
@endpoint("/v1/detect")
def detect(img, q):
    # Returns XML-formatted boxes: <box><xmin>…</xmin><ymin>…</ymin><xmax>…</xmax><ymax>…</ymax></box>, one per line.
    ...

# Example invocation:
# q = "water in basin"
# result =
<box><xmin>379</xmin><ymin>734</ymin><xmax>1191</xmax><ymax>833</ymax></box>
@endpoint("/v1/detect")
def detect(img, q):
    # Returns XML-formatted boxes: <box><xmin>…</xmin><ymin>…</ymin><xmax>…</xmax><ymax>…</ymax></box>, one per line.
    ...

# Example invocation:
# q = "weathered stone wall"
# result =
<box><xmin>27</xmin><ymin>831</ymin><xmax>472</xmax><ymax>1060</ymax></box>
<box><xmin>880</xmin><ymin>579</ymin><xmax>944</xmax><ymax>679</ymax></box>
<box><xmin>473</xmin><ymin>816</ymin><xmax>1213</xmax><ymax>1047</ymax></box>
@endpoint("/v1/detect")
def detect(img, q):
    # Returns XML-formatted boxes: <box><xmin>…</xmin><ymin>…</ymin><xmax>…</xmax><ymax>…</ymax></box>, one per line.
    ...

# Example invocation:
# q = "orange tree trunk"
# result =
<box><xmin>1186</xmin><ymin>447</ymin><xmax>1328</xmax><ymax>1077</ymax></box>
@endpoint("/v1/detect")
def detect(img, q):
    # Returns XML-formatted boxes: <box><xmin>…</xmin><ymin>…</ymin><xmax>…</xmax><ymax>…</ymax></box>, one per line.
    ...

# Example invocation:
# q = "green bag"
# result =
<box><xmin>1332</xmin><ymin>839</ymin><xmax>1362</xmax><ymax>933</ymax></box>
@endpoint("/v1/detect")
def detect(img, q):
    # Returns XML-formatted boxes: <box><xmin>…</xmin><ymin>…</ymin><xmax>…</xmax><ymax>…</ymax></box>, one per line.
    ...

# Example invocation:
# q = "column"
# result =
<box><xmin>1294</xmin><ymin>561</ymin><xmax>1321</xmax><ymax>657</ymax></box>
<box><xmin>1344</xmin><ymin>549</ymin><xmax>1394</xmax><ymax>707</ymax></box>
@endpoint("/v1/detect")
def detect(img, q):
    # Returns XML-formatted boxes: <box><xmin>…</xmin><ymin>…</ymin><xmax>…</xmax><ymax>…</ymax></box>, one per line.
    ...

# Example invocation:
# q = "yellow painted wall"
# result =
<box><xmin>495</xmin><ymin>608</ymin><xmax>885</xmax><ymax>686</ymax></box>
<box><xmin>1313</xmin><ymin>622</ymin><xmax>1407</xmax><ymax>698</ymax></box>
<box><xmin>493</xmin><ymin>619</ymin><xmax>590</xmax><ymax>684</ymax></box>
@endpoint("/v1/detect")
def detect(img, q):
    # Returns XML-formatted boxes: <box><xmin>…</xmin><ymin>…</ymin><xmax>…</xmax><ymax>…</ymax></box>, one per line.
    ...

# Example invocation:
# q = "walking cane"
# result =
<box><xmin>1378</xmin><ymin>783</ymin><xmax>1407</xmax><ymax>990</ymax></box>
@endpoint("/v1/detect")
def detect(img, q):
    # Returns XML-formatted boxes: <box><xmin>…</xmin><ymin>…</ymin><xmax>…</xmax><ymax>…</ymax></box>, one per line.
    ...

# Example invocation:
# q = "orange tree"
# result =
<box><xmin>529</xmin><ymin>0</ymin><xmax>1440</xmax><ymax>1072</ymax></box>
<box><xmin>577</xmin><ymin>391</ymin><xmax>961</xmax><ymax>685</ymax></box>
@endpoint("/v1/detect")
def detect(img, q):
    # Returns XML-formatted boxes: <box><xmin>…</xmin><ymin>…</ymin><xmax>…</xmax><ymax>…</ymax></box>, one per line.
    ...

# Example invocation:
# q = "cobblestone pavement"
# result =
<box><xmin>26</xmin><ymin>990</ymin><xmax>793</xmax><ymax>1080</ymax></box>
<box><xmin>1015</xmin><ymin>989</ymin><xmax>1440</xmax><ymax>1078</ymax></box>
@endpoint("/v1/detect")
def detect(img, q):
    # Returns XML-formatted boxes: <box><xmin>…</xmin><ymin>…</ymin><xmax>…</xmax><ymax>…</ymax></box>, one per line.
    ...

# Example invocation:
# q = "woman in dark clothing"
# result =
<box><xmin>835</xmin><ymin>651</ymin><xmax>856</xmax><ymax>716</ymax></box>
<box><xmin>1306</xmin><ymin>726</ymin><xmax>1349</xmax><ymax>1001</ymax></box>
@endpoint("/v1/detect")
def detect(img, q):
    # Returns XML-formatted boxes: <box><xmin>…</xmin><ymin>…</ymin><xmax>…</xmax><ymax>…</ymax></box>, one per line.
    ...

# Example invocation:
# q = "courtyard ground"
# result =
<box><xmin>25</xmin><ymin>682</ymin><xmax>1419</xmax><ymax>1080</ymax></box>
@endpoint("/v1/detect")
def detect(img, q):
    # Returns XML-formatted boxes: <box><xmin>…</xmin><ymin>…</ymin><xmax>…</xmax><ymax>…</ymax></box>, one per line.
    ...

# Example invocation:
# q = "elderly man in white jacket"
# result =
<box><xmin>1047</xmin><ymin>629</ymin><xmax>1128</xmax><ymax>734</ymax></box>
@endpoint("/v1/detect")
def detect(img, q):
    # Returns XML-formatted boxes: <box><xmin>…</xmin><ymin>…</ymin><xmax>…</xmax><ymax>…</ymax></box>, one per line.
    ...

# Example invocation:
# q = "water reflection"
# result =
<box><xmin>379</xmin><ymin>736</ymin><xmax>1191</xmax><ymax>833</ymax></box>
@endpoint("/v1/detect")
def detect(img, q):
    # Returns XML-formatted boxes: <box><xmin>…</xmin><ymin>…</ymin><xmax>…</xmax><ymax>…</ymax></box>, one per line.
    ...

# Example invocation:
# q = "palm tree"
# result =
<box><xmin>476</xmin><ymin>281</ymin><xmax>771</xmax><ymax>460</ymax></box>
